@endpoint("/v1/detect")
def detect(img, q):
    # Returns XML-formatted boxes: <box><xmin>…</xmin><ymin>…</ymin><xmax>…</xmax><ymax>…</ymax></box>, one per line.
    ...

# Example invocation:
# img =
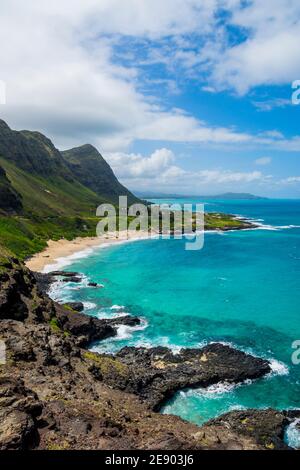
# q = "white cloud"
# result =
<box><xmin>210</xmin><ymin>1</ymin><xmax>300</xmax><ymax>94</ymax></box>
<box><xmin>106</xmin><ymin>148</ymin><xmax>175</xmax><ymax>178</ymax></box>
<box><xmin>131</xmin><ymin>1</ymin><xmax>300</xmax><ymax>95</ymax></box>
<box><xmin>255</xmin><ymin>157</ymin><xmax>272</xmax><ymax>166</ymax></box>
<box><xmin>197</xmin><ymin>170</ymin><xmax>265</xmax><ymax>184</ymax></box>
<box><xmin>106</xmin><ymin>148</ymin><xmax>272</xmax><ymax>193</ymax></box>
<box><xmin>258</xmin><ymin>131</ymin><xmax>284</xmax><ymax>140</ymax></box>
<box><xmin>281</xmin><ymin>176</ymin><xmax>300</xmax><ymax>184</ymax></box>
<box><xmin>0</xmin><ymin>0</ymin><xmax>259</xmax><ymax>152</ymax></box>
<box><xmin>252</xmin><ymin>99</ymin><xmax>291</xmax><ymax>112</ymax></box>
<box><xmin>0</xmin><ymin>0</ymin><xmax>299</xmax><ymax>157</ymax></box>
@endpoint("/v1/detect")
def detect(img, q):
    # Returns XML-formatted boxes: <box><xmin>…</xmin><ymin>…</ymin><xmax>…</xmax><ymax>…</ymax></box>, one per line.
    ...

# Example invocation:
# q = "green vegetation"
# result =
<box><xmin>49</xmin><ymin>317</ymin><xmax>61</xmax><ymax>333</ymax></box>
<box><xmin>203</xmin><ymin>213</ymin><xmax>248</xmax><ymax>230</ymax></box>
<box><xmin>0</xmin><ymin>119</ymin><xmax>140</xmax><ymax>260</ymax></box>
<box><xmin>83</xmin><ymin>351</ymin><xmax>129</xmax><ymax>376</ymax></box>
<box><xmin>0</xmin><ymin>213</ymin><xmax>98</xmax><ymax>260</ymax></box>
<box><xmin>0</xmin><ymin>245</ymin><xmax>12</xmax><ymax>274</ymax></box>
<box><xmin>0</xmin><ymin>120</ymin><xmax>251</xmax><ymax>262</ymax></box>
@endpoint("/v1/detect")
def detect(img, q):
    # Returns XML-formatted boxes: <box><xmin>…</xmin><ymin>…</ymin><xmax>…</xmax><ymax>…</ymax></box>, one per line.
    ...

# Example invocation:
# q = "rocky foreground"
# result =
<box><xmin>0</xmin><ymin>257</ymin><xmax>299</xmax><ymax>450</ymax></box>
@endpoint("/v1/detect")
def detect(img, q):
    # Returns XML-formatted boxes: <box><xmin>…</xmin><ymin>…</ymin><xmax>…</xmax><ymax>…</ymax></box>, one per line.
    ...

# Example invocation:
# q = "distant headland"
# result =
<box><xmin>136</xmin><ymin>191</ymin><xmax>268</xmax><ymax>200</ymax></box>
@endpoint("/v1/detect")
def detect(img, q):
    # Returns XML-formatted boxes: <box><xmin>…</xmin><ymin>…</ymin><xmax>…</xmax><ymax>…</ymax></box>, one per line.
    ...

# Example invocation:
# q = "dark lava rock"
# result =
<box><xmin>33</xmin><ymin>272</ymin><xmax>53</xmax><ymax>293</ymax></box>
<box><xmin>206</xmin><ymin>409</ymin><xmax>291</xmax><ymax>450</ymax></box>
<box><xmin>88</xmin><ymin>282</ymin><xmax>99</xmax><ymax>287</ymax></box>
<box><xmin>34</xmin><ymin>272</ymin><xmax>83</xmax><ymax>293</ymax></box>
<box><xmin>62</xmin><ymin>276</ymin><xmax>81</xmax><ymax>283</ymax></box>
<box><xmin>109</xmin><ymin>315</ymin><xmax>141</xmax><ymax>328</ymax></box>
<box><xmin>50</xmin><ymin>271</ymin><xmax>80</xmax><ymax>277</ymax></box>
<box><xmin>55</xmin><ymin>306</ymin><xmax>116</xmax><ymax>346</ymax></box>
<box><xmin>0</xmin><ymin>376</ymin><xmax>42</xmax><ymax>450</ymax></box>
<box><xmin>0</xmin><ymin>258</ymin><xmax>55</xmax><ymax>323</ymax></box>
<box><xmin>55</xmin><ymin>304</ymin><xmax>140</xmax><ymax>347</ymax></box>
<box><xmin>63</xmin><ymin>302</ymin><xmax>84</xmax><ymax>312</ymax></box>
<box><xmin>1</xmin><ymin>257</ymin><xmax>297</xmax><ymax>451</ymax></box>
<box><xmin>110</xmin><ymin>343</ymin><xmax>272</xmax><ymax>410</ymax></box>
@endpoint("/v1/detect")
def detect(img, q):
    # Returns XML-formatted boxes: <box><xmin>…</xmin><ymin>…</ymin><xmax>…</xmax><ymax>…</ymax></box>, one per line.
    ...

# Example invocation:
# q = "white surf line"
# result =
<box><xmin>42</xmin><ymin>232</ymin><xmax>156</xmax><ymax>273</ymax></box>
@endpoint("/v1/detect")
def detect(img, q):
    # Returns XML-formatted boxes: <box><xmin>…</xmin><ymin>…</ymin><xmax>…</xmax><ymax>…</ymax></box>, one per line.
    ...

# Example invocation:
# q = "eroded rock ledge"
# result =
<box><xmin>0</xmin><ymin>257</ymin><xmax>297</xmax><ymax>450</ymax></box>
<box><xmin>108</xmin><ymin>344</ymin><xmax>271</xmax><ymax>410</ymax></box>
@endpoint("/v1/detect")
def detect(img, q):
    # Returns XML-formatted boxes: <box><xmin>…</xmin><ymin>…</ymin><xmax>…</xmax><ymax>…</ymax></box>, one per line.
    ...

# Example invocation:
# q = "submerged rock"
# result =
<box><xmin>49</xmin><ymin>271</ymin><xmax>80</xmax><ymax>277</ymax></box>
<box><xmin>62</xmin><ymin>276</ymin><xmax>81</xmax><ymax>283</ymax></box>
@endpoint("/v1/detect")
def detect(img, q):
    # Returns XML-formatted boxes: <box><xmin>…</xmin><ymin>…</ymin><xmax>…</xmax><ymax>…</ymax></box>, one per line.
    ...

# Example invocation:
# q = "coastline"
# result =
<box><xmin>25</xmin><ymin>230</ymin><xmax>154</xmax><ymax>273</ymax></box>
<box><xmin>4</xmin><ymin>203</ymin><xmax>299</xmax><ymax>449</ymax></box>
<box><xmin>25</xmin><ymin>213</ymin><xmax>258</xmax><ymax>273</ymax></box>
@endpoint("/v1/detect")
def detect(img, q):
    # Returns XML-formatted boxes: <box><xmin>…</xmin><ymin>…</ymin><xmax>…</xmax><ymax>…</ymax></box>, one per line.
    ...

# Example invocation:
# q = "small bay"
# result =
<box><xmin>49</xmin><ymin>198</ymin><xmax>300</xmax><ymax>425</ymax></box>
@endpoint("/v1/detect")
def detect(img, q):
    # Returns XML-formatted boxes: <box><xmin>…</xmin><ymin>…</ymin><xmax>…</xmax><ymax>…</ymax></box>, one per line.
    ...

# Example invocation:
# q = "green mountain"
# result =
<box><xmin>0</xmin><ymin>119</ymin><xmax>139</xmax><ymax>259</ymax></box>
<box><xmin>62</xmin><ymin>144</ymin><xmax>138</xmax><ymax>205</ymax></box>
<box><xmin>0</xmin><ymin>120</ymin><xmax>72</xmax><ymax>180</ymax></box>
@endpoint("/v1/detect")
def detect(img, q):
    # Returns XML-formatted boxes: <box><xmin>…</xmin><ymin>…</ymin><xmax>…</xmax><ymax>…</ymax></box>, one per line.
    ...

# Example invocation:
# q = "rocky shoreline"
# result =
<box><xmin>0</xmin><ymin>258</ymin><xmax>299</xmax><ymax>450</ymax></box>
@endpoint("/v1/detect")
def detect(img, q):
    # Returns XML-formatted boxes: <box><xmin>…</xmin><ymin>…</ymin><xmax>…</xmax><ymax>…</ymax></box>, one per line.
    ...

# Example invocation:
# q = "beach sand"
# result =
<box><xmin>25</xmin><ymin>230</ymin><xmax>153</xmax><ymax>273</ymax></box>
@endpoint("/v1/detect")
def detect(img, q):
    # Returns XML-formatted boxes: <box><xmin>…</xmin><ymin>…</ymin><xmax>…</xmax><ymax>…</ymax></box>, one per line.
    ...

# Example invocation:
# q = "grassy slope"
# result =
<box><xmin>0</xmin><ymin>157</ymin><xmax>103</xmax><ymax>259</ymax></box>
<box><xmin>0</xmin><ymin>157</ymin><xmax>104</xmax><ymax>217</ymax></box>
<box><xmin>0</xmin><ymin>160</ymin><xmax>248</xmax><ymax>260</ymax></box>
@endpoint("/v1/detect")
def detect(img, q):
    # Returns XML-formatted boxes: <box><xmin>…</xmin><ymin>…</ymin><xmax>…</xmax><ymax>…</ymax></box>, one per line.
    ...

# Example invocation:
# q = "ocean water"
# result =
<box><xmin>48</xmin><ymin>198</ymin><xmax>300</xmax><ymax>432</ymax></box>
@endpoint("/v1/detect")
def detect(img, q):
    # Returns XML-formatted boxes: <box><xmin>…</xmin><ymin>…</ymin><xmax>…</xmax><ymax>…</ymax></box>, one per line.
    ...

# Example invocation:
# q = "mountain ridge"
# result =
<box><xmin>136</xmin><ymin>191</ymin><xmax>268</xmax><ymax>200</ymax></box>
<box><xmin>61</xmin><ymin>144</ymin><xmax>139</xmax><ymax>205</ymax></box>
<box><xmin>0</xmin><ymin>119</ymin><xmax>140</xmax><ymax>258</ymax></box>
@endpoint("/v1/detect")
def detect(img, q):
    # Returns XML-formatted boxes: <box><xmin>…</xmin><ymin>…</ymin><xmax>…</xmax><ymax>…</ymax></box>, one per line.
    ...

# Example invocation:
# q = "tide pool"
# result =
<box><xmin>48</xmin><ymin>199</ymin><xmax>300</xmax><ymax>426</ymax></box>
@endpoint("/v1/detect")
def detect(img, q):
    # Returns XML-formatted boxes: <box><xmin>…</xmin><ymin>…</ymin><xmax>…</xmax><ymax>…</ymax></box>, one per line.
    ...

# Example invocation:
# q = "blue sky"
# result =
<box><xmin>0</xmin><ymin>0</ymin><xmax>300</xmax><ymax>197</ymax></box>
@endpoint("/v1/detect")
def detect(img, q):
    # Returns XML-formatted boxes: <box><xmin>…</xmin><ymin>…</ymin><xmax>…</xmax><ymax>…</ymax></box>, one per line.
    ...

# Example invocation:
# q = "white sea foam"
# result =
<box><xmin>43</xmin><ymin>248</ymin><xmax>96</xmax><ymax>273</ymax></box>
<box><xmin>95</xmin><ymin>308</ymin><xmax>130</xmax><ymax>320</ymax></box>
<box><xmin>47</xmin><ymin>279</ymin><xmax>66</xmax><ymax>302</ymax></box>
<box><xmin>42</xmin><ymin>233</ymin><xmax>154</xmax><ymax>274</ymax></box>
<box><xmin>47</xmin><ymin>273</ymin><xmax>91</xmax><ymax>302</ymax></box>
<box><xmin>285</xmin><ymin>419</ymin><xmax>300</xmax><ymax>449</ymax></box>
<box><xmin>277</xmin><ymin>225</ymin><xmax>300</xmax><ymax>229</ymax></box>
<box><xmin>184</xmin><ymin>382</ymin><xmax>238</xmax><ymax>399</ymax></box>
<box><xmin>238</xmin><ymin>216</ymin><xmax>300</xmax><ymax>232</ymax></box>
<box><xmin>82</xmin><ymin>302</ymin><xmax>97</xmax><ymax>310</ymax></box>
<box><xmin>111</xmin><ymin>305</ymin><xmax>125</xmax><ymax>310</ymax></box>
<box><xmin>132</xmin><ymin>335</ymin><xmax>185</xmax><ymax>354</ymax></box>
<box><xmin>269</xmin><ymin>359</ymin><xmax>289</xmax><ymax>376</ymax></box>
<box><xmin>114</xmin><ymin>319</ymin><xmax>148</xmax><ymax>340</ymax></box>
<box><xmin>91</xmin><ymin>319</ymin><xmax>149</xmax><ymax>353</ymax></box>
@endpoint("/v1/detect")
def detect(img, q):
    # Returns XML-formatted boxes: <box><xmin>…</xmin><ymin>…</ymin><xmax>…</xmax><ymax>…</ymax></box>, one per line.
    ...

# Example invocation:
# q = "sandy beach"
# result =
<box><xmin>25</xmin><ymin>230</ymin><xmax>153</xmax><ymax>273</ymax></box>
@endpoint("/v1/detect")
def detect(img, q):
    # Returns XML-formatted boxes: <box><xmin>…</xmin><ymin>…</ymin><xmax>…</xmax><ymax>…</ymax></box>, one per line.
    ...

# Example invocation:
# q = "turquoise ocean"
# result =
<box><xmin>47</xmin><ymin>198</ymin><xmax>300</xmax><ymax>428</ymax></box>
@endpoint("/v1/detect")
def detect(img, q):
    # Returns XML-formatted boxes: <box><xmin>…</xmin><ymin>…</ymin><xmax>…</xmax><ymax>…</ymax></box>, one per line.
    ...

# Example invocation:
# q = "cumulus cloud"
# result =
<box><xmin>0</xmin><ymin>0</ymin><xmax>254</xmax><ymax>152</ymax></box>
<box><xmin>126</xmin><ymin>0</ymin><xmax>300</xmax><ymax>95</ymax></box>
<box><xmin>106</xmin><ymin>148</ymin><xmax>272</xmax><ymax>193</ymax></box>
<box><xmin>106</xmin><ymin>148</ymin><xmax>175</xmax><ymax>178</ymax></box>
<box><xmin>0</xmin><ymin>0</ymin><xmax>299</xmax><ymax>156</ymax></box>
<box><xmin>255</xmin><ymin>157</ymin><xmax>272</xmax><ymax>166</ymax></box>
<box><xmin>209</xmin><ymin>1</ymin><xmax>300</xmax><ymax>94</ymax></box>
